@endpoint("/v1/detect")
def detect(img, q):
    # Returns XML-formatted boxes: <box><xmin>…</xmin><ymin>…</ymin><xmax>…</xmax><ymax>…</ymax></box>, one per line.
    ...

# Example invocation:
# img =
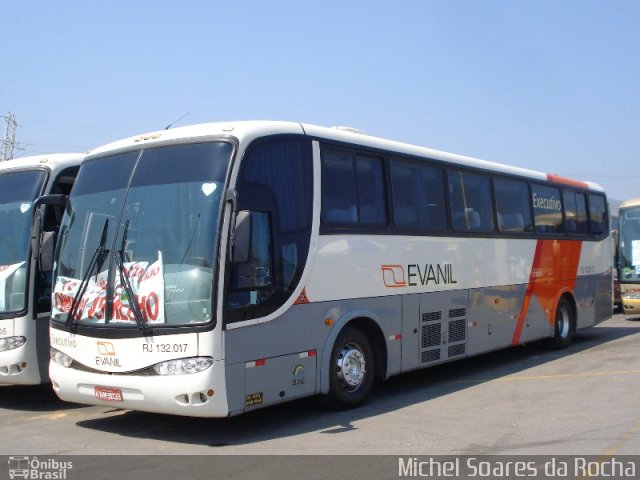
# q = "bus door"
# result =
<box><xmin>32</xmin><ymin>165</ymin><xmax>79</xmax><ymax>378</ymax></box>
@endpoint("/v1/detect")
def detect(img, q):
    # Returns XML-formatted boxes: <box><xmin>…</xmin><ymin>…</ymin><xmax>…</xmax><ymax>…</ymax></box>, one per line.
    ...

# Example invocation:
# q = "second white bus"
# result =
<box><xmin>0</xmin><ymin>154</ymin><xmax>82</xmax><ymax>385</ymax></box>
<box><xmin>45</xmin><ymin>122</ymin><xmax>611</xmax><ymax>416</ymax></box>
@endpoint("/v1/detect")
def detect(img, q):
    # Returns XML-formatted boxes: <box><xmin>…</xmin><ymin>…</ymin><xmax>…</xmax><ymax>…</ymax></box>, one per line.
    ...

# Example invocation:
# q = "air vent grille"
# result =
<box><xmin>422</xmin><ymin>311</ymin><xmax>442</xmax><ymax>323</ymax></box>
<box><xmin>421</xmin><ymin>349</ymin><xmax>441</xmax><ymax>363</ymax></box>
<box><xmin>421</xmin><ymin>323</ymin><xmax>441</xmax><ymax>349</ymax></box>
<box><xmin>448</xmin><ymin>319</ymin><xmax>467</xmax><ymax>343</ymax></box>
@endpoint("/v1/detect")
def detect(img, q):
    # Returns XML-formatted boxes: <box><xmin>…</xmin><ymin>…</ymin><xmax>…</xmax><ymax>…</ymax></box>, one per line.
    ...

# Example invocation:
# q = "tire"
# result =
<box><xmin>547</xmin><ymin>296</ymin><xmax>575</xmax><ymax>349</ymax></box>
<box><xmin>324</xmin><ymin>326</ymin><xmax>375</xmax><ymax>409</ymax></box>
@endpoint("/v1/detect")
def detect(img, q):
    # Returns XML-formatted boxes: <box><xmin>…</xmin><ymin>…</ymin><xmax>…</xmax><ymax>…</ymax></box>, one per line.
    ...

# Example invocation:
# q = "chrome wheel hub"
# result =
<box><xmin>336</xmin><ymin>342</ymin><xmax>366</xmax><ymax>390</ymax></box>
<box><xmin>558</xmin><ymin>308</ymin><xmax>570</xmax><ymax>338</ymax></box>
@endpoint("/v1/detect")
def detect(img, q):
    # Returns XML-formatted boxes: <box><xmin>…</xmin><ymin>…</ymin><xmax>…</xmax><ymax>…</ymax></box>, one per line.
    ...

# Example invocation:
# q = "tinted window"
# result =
<box><xmin>53</xmin><ymin>143</ymin><xmax>233</xmax><ymax>328</ymax></box>
<box><xmin>59</xmin><ymin>153</ymin><xmax>139</xmax><ymax>279</ymax></box>
<box><xmin>72</xmin><ymin>152</ymin><xmax>139</xmax><ymax>197</ymax></box>
<box><xmin>563</xmin><ymin>190</ymin><xmax>589</xmax><ymax>235</ymax></box>
<box><xmin>321</xmin><ymin>148</ymin><xmax>386</xmax><ymax>226</ymax></box>
<box><xmin>0</xmin><ymin>170</ymin><xmax>47</xmax><ymax>267</ymax></box>
<box><xmin>321</xmin><ymin>149</ymin><xmax>357</xmax><ymax>224</ymax></box>
<box><xmin>532</xmin><ymin>184</ymin><xmax>563</xmax><ymax>235</ymax></box>
<box><xmin>0</xmin><ymin>170</ymin><xmax>47</xmax><ymax>313</ymax></box>
<box><xmin>494</xmin><ymin>177</ymin><xmax>533</xmax><ymax>234</ymax></box>
<box><xmin>575</xmin><ymin>193</ymin><xmax>588</xmax><ymax>234</ymax></box>
<box><xmin>228</xmin><ymin>138</ymin><xmax>314</xmax><ymax>321</ymax></box>
<box><xmin>589</xmin><ymin>194</ymin><xmax>607</xmax><ymax>236</ymax></box>
<box><xmin>356</xmin><ymin>155</ymin><xmax>387</xmax><ymax>224</ymax></box>
<box><xmin>619</xmin><ymin>206</ymin><xmax>640</xmax><ymax>282</ymax></box>
<box><xmin>448</xmin><ymin>169</ymin><xmax>494</xmax><ymax>233</ymax></box>
<box><xmin>390</xmin><ymin>159</ymin><xmax>447</xmax><ymax>230</ymax></box>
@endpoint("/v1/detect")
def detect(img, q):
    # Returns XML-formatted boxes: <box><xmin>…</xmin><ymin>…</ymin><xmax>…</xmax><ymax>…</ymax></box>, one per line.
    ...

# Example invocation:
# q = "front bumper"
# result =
<box><xmin>0</xmin><ymin>344</ymin><xmax>45</xmax><ymax>385</ymax></box>
<box><xmin>50</xmin><ymin>359</ymin><xmax>229</xmax><ymax>417</ymax></box>
<box><xmin>622</xmin><ymin>297</ymin><xmax>640</xmax><ymax>315</ymax></box>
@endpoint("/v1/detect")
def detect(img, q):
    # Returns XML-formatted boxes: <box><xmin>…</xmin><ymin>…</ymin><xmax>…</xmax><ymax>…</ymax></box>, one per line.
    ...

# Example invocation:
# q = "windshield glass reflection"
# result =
<box><xmin>52</xmin><ymin>142</ymin><xmax>232</xmax><ymax>328</ymax></box>
<box><xmin>0</xmin><ymin>170</ymin><xmax>47</xmax><ymax>312</ymax></box>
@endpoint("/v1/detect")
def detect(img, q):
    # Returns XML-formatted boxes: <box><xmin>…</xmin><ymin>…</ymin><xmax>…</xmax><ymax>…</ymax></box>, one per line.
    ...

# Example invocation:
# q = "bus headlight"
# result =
<box><xmin>153</xmin><ymin>357</ymin><xmax>214</xmax><ymax>375</ymax></box>
<box><xmin>0</xmin><ymin>336</ymin><xmax>26</xmax><ymax>352</ymax></box>
<box><xmin>50</xmin><ymin>348</ymin><xmax>73</xmax><ymax>367</ymax></box>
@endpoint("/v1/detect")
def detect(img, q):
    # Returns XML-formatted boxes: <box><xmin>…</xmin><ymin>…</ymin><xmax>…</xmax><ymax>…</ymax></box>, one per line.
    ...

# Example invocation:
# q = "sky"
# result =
<box><xmin>2</xmin><ymin>1</ymin><xmax>639</xmax><ymax>202</ymax></box>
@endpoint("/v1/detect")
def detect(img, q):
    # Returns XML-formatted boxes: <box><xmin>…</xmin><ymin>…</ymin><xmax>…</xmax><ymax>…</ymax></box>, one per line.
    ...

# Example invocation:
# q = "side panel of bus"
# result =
<box><xmin>224</xmin><ymin>297</ymin><xmax>403</xmax><ymax>415</ymax></box>
<box><xmin>224</xmin><ymin>242</ymin><xmax>610</xmax><ymax>413</ymax></box>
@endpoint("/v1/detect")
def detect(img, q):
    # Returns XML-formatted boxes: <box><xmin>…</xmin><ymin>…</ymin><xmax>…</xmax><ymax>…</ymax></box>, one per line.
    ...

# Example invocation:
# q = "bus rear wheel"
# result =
<box><xmin>547</xmin><ymin>296</ymin><xmax>575</xmax><ymax>349</ymax></box>
<box><xmin>325</xmin><ymin>326</ymin><xmax>375</xmax><ymax>409</ymax></box>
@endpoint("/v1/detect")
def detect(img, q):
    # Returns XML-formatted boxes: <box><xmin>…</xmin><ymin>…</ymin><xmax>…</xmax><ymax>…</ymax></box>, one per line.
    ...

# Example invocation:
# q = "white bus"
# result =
<box><xmin>0</xmin><ymin>153</ymin><xmax>82</xmax><ymax>385</ymax></box>
<box><xmin>617</xmin><ymin>197</ymin><xmax>640</xmax><ymax>314</ymax></box>
<box><xmin>45</xmin><ymin>122</ymin><xmax>612</xmax><ymax>416</ymax></box>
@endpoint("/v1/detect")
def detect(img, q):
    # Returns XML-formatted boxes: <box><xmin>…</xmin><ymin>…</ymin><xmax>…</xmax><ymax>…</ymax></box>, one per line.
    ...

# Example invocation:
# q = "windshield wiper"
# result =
<box><xmin>66</xmin><ymin>219</ymin><xmax>109</xmax><ymax>328</ymax></box>
<box><xmin>114</xmin><ymin>220</ymin><xmax>151</xmax><ymax>335</ymax></box>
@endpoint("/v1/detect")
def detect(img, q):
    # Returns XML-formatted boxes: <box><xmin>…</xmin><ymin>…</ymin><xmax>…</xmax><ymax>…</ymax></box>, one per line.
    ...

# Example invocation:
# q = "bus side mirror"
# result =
<box><xmin>30</xmin><ymin>211</ymin><xmax>56</xmax><ymax>272</ymax></box>
<box><xmin>30</xmin><ymin>194</ymin><xmax>67</xmax><ymax>271</ymax></box>
<box><xmin>30</xmin><ymin>210</ymin><xmax>43</xmax><ymax>261</ymax></box>
<box><xmin>32</xmin><ymin>194</ymin><xmax>67</xmax><ymax>210</ymax></box>
<box><xmin>233</xmin><ymin>210</ymin><xmax>252</xmax><ymax>263</ymax></box>
<box><xmin>39</xmin><ymin>231</ymin><xmax>56</xmax><ymax>272</ymax></box>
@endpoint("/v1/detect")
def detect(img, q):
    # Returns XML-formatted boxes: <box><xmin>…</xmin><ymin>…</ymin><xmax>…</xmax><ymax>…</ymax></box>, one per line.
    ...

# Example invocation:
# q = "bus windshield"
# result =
<box><xmin>619</xmin><ymin>205</ymin><xmax>640</xmax><ymax>283</ymax></box>
<box><xmin>0</xmin><ymin>170</ymin><xmax>47</xmax><ymax>313</ymax></box>
<box><xmin>51</xmin><ymin>142</ymin><xmax>233</xmax><ymax>329</ymax></box>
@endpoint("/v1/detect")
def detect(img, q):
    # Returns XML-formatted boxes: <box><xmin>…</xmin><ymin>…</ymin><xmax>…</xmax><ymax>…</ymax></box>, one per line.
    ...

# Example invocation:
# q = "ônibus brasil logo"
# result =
<box><xmin>8</xmin><ymin>456</ymin><xmax>73</xmax><ymax>479</ymax></box>
<box><xmin>382</xmin><ymin>263</ymin><xmax>457</xmax><ymax>288</ymax></box>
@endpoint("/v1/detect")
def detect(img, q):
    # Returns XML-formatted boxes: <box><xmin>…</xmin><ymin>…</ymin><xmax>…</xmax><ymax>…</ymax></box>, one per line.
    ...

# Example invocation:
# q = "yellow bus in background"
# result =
<box><xmin>618</xmin><ymin>197</ymin><xmax>640</xmax><ymax>315</ymax></box>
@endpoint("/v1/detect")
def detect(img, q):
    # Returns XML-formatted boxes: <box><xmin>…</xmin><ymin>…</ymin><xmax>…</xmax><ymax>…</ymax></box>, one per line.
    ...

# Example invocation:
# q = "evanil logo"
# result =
<box><xmin>96</xmin><ymin>341</ymin><xmax>122</xmax><ymax>368</ymax></box>
<box><xmin>382</xmin><ymin>263</ymin><xmax>457</xmax><ymax>288</ymax></box>
<box><xmin>97</xmin><ymin>341</ymin><xmax>116</xmax><ymax>356</ymax></box>
<box><xmin>381</xmin><ymin>265</ymin><xmax>407</xmax><ymax>288</ymax></box>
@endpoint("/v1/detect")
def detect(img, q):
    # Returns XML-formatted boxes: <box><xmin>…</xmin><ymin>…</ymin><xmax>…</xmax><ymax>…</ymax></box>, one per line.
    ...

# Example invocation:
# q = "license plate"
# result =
<box><xmin>95</xmin><ymin>386</ymin><xmax>123</xmax><ymax>402</ymax></box>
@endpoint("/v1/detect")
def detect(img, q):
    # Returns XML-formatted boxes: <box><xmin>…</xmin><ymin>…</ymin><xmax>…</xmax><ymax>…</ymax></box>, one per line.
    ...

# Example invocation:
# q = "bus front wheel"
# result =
<box><xmin>547</xmin><ymin>296</ymin><xmax>575</xmax><ymax>349</ymax></box>
<box><xmin>325</xmin><ymin>326</ymin><xmax>375</xmax><ymax>409</ymax></box>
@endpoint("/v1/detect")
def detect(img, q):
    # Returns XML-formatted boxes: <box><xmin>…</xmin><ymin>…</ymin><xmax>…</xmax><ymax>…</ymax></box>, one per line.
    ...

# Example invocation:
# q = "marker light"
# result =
<box><xmin>50</xmin><ymin>348</ymin><xmax>73</xmax><ymax>367</ymax></box>
<box><xmin>0</xmin><ymin>336</ymin><xmax>26</xmax><ymax>352</ymax></box>
<box><xmin>153</xmin><ymin>357</ymin><xmax>214</xmax><ymax>376</ymax></box>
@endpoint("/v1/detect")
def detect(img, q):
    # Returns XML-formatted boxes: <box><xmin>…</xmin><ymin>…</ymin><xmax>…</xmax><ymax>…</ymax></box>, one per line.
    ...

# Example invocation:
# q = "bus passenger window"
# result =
<box><xmin>390</xmin><ymin>159</ymin><xmax>447</xmax><ymax>231</ymax></box>
<box><xmin>563</xmin><ymin>190</ymin><xmax>589</xmax><ymax>235</ymax></box>
<box><xmin>321</xmin><ymin>149</ymin><xmax>387</xmax><ymax>227</ymax></box>
<box><xmin>494</xmin><ymin>177</ymin><xmax>533</xmax><ymax>234</ymax></box>
<box><xmin>532</xmin><ymin>184</ymin><xmax>563</xmax><ymax>235</ymax></box>
<box><xmin>589</xmin><ymin>194</ymin><xmax>608</xmax><ymax>236</ymax></box>
<box><xmin>448</xmin><ymin>169</ymin><xmax>494</xmax><ymax>233</ymax></box>
<box><xmin>321</xmin><ymin>150</ymin><xmax>358</xmax><ymax>224</ymax></box>
<box><xmin>356</xmin><ymin>155</ymin><xmax>386</xmax><ymax>225</ymax></box>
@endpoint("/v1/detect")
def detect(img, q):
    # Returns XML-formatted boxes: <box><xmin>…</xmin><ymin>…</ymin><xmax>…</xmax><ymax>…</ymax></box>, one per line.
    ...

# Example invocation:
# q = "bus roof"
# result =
<box><xmin>0</xmin><ymin>153</ymin><xmax>85</xmax><ymax>173</ymax></box>
<box><xmin>619</xmin><ymin>197</ymin><xmax>640</xmax><ymax>209</ymax></box>
<box><xmin>86</xmin><ymin>120</ymin><xmax>605</xmax><ymax>192</ymax></box>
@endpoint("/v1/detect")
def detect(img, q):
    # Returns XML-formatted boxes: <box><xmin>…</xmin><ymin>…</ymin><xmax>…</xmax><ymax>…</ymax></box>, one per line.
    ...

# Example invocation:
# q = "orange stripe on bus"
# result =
<box><xmin>512</xmin><ymin>239</ymin><xmax>582</xmax><ymax>344</ymax></box>
<box><xmin>546</xmin><ymin>173</ymin><xmax>589</xmax><ymax>190</ymax></box>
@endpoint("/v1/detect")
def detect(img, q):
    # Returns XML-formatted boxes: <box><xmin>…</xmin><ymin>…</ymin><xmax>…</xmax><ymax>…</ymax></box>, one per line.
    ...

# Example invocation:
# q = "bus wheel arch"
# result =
<box><xmin>547</xmin><ymin>294</ymin><xmax>576</xmax><ymax>349</ymax></box>
<box><xmin>320</xmin><ymin>316</ymin><xmax>387</xmax><ymax>409</ymax></box>
<box><xmin>348</xmin><ymin>317</ymin><xmax>387</xmax><ymax>381</ymax></box>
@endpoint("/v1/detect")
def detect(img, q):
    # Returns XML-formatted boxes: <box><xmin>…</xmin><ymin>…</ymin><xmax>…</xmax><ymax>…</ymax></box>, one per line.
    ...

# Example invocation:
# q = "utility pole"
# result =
<box><xmin>1</xmin><ymin>112</ymin><xmax>18</xmax><ymax>161</ymax></box>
